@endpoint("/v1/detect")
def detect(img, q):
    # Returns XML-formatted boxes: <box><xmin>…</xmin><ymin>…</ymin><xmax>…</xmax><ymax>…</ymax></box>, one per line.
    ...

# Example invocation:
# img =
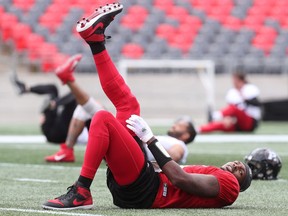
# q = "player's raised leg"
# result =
<box><xmin>43</xmin><ymin>3</ymin><xmax>145</xmax><ymax>210</ymax></box>
<box><xmin>76</xmin><ymin>3</ymin><xmax>140</xmax><ymax>128</ymax></box>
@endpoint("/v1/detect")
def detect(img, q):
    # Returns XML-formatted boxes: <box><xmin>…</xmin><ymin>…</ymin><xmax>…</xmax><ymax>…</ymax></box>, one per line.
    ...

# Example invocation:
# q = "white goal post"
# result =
<box><xmin>118</xmin><ymin>59</ymin><xmax>216</xmax><ymax>111</ymax></box>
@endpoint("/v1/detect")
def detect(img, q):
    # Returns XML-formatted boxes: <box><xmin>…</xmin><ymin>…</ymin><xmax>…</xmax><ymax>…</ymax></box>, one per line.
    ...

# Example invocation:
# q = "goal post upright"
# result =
<box><xmin>118</xmin><ymin>59</ymin><xmax>216</xmax><ymax>113</ymax></box>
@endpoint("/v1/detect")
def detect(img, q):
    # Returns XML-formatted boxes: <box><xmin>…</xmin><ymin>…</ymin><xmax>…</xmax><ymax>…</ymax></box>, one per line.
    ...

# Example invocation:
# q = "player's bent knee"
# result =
<box><xmin>91</xmin><ymin>110</ymin><xmax>114</xmax><ymax>125</ymax></box>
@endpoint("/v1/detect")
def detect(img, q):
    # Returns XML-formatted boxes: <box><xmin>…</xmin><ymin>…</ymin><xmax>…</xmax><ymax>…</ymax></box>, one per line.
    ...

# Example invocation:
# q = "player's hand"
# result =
<box><xmin>126</xmin><ymin>114</ymin><xmax>154</xmax><ymax>143</ymax></box>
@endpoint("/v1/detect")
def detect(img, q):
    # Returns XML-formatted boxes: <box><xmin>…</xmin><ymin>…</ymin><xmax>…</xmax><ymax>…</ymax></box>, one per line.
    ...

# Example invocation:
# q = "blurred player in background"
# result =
<box><xmin>11</xmin><ymin>55</ymin><xmax>105</xmax><ymax>162</ymax></box>
<box><xmin>11</xmin><ymin>74</ymin><xmax>79</xmax><ymax>144</ymax></box>
<box><xmin>199</xmin><ymin>71</ymin><xmax>261</xmax><ymax>133</ymax></box>
<box><xmin>42</xmin><ymin>3</ymin><xmax>251</xmax><ymax>210</ymax></box>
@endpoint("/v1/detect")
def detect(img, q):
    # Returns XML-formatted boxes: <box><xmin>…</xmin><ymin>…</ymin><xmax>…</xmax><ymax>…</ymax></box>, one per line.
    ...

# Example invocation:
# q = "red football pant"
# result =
<box><xmin>200</xmin><ymin>104</ymin><xmax>255</xmax><ymax>133</ymax></box>
<box><xmin>80</xmin><ymin>50</ymin><xmax>145</xmax><ymax>186</ymax></box>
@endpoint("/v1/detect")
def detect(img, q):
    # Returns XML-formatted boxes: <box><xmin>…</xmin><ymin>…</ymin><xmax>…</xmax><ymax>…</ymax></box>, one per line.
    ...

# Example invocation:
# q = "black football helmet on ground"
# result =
<box><xmin>244</xmin><ymin>148</ymin><xmax>282</xmax><ymax>180</ymax></box>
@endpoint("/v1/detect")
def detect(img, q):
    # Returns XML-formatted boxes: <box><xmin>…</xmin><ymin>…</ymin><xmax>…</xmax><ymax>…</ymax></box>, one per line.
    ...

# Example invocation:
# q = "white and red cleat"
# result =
<box><xmin>76</xmin><ymin>3</ymin><xmax>123</xmax><ymax>43</ymax></box>
<box><xmin>45</xmin><ymin>143</ymin><xmax>75</xmax><ymax>162</ymax></box>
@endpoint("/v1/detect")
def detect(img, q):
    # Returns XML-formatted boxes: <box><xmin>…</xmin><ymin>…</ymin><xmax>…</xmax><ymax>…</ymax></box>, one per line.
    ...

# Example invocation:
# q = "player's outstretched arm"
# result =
<box><xmin>126</xmin><ymin>115</ymin><xmax>219</xmax><ymax>197</ymax></box>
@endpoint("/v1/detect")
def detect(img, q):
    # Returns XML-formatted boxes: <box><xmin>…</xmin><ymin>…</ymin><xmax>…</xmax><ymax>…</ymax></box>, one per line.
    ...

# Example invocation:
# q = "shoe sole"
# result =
<box><xmin>76</xmin><ymin>2</ymin><xmax>123</xmax><ymax>32</ymax></box>
<box><xmin>45</xmin><ymin>160</ymin><xmax>75</xmax><ymax>162</ymax></box>
<box><xmin>42</xmin><ymin>204</ymin><xmax>93</xmax><ymax>211</ymax></box>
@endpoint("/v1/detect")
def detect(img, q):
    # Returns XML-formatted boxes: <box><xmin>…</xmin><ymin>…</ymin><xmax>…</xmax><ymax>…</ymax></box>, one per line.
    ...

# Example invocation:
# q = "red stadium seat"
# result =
<box><xmin>216</xmin><ymin>0</ymin><xmax>233</xmax><ymax>7</ymax></box>
<box><xmin>120</xmin><ymin>5</ymin><xmax>148</xmax><ymax>30</ymax></box>
<box><xmin>281</xmin><ymin>19</ymin><xmax>288</xmax><ymax>29</ymax></box>
<box><xmin>38</xmin><ymin>13</ymin><xmax>63</xmax><ymax>33</ymax></box>
<box><xmin>0</xmin><ymin>13</ymin><xmax>19</xmax><ymax>42</ymax></box>
<box><xmin>177</xmin><ymin>24</ymin><xmax>199</xmax><ymax>36</ymax></box>
<box><xmin>45</xmin><ymin>4</ymin><xmax>70</xmax><ymax>15</ymax></box>
<box><xmin>252</xmin><ymin>27</ymin><xmax>277</xmax><ymax>52</ymax></box>
<box><xmin>13</xmin><ymin>0</ymin><xmax>35</xmax><ymax>12</ymax></box>
<box><xmin>223</xmin><ymin>16</ymin><xmax>242</xmax><ymax>30</ymax></box>
<box><xmin>191</xmin><ymin>0</ymin><xmax>215</xmax><ymax>14</ymax></box>
<box><xmin>156</xmin><ymin>24</ymin><xmax>176</xmax><ymax>40</ymax></box>
<box><xmin>166</xmin><ymin>6</ymin><xmax>189</xmax><ymax>23</ymax></box>
<box><xmin>121</xmin><ymin>43</ymin><xmax>144</xmax><ymax>59</ymax></box>
<box><xmin>26</xmin><ymin>36</ymin><xmax>47</xmax><ymax>61</ymax></box>
<box><xmin>120</xmin><ymin>5</ymin><xmax>148</xmax><ymax>31</ymax></box>
<box><xmin>128</xmin><ymin>5</ymin><xmax>148</xmax><ymax>16</ymax></box>
<box><xmin>153</xmin><ymin>0</ymin><xmax>174</xmax><ymax>13</ymax></box>
<box><xmin>190</xmin><ymin>0</ymin><xmax>217</xmax><ymax>7</ymax></box>
<box><xmin>252</xmin><ymin>34</ymin><xmax>276</xmax><ymax>54</ymax></box>
<box><xmin>182</xmin><ymin>15</ymin><xmax>202</xmax><ymax>27</ymax></box>
<box><xmin>209</xmin><ymin>9</ymin><xmax>230</xmax><ymax>23</ymax></box>
<box><xmin>257</xmin><ymin>26</ymin><xmax>277</xmax><ymax>37</ymax></box>
<box><xmin>168</xmin><ymin>34</ymin><xmax>194</xmax><ymax>53</ymax></box>
<box><xmin>275</xmin><ymin>0</ymin><xmax>288</xmax><ymax>7</ymax></box>
<box><xmin>267</xmin><ymin>7</ymin><xmax>288</xmax><ymax>24</ymax></box>
<box><xmin>0</xmin><ymin>5</ymin><xmax>4</xmax><ymax>15</ymax></box>
<box><xmin>247</xmin><ymin>6</ymin><xmax>270</xmax><ymax>17</ymax></box>
<box><xmin>27</xmin><ymin>41</ymin><xmax>60</xmax><ymax>72</ymax></box>
<box><xmin>38</xmin><ymin>3</ymin><xmax>71</xmax><ymax>33</ymax></box>
<box><xmin>243</xmin><ymin>15</ymin><xmax>265</xmax><ymax>32</ymax></box>
<box><xmin>120</xmin><ymin>14</ymin><xmax>145</xmax><ymax>31</ymax></box>
<box><xmin>10</xmin><ymin>23</ymin><xmax>32</xmax><ymax>51</ymax></box>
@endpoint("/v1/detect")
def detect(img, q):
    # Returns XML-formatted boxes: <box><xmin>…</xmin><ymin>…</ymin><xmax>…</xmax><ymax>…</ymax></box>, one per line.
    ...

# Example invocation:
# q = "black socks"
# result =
<box><xmin>78</xmin><ymin>175</ymin><xmax>93</xmax><ymax>189</ymax></box>
<box><xmin>89</xmin><ymin>42</ymin><xmax>106</xmax><ymax>55</ymax></box>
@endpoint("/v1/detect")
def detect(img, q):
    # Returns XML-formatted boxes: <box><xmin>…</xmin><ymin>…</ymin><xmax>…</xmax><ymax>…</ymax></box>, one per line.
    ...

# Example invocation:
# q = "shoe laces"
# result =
<box><xmin>56</xmin><ymin>185</ymin><xmax>77</xmax><ymax>200</ymax></box>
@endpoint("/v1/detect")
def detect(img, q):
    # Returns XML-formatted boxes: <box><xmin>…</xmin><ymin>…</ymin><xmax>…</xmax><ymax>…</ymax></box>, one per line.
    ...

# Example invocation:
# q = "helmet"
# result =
<box><xmin>244</xmin><ymin>148</ymin><xmax>282</xmax><ymax>180</ymax></box>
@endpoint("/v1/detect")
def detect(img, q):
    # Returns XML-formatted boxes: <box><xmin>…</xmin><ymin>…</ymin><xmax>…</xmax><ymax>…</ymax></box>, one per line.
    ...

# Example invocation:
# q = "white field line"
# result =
<box><xmin>0</xmin><ymin>162</ymin><xmax>107</xmax><ymax>172</ymax></box>
<box><xmin>0</xmin><ymin>162</ymin><xmax>82</xmax><ymax>170</ymax></box>
<box><xmin>1</xmin><ymin>134</ymin><xmax>288</xmax><ymax>143</ymax></box>
<box><xmin>13</xmin><ymin>178</ymin><xmax>58</xmax><ymax>183</ymax></box>
<box><xmin>0</xmin><ymin>135</ymin><xmax>46</xmax><ymax>143</ymax></box>
<box><xmin>195</xmin><ymin>134</ymin><xmax>288</xmax><ymax>143</ymax></box>
<box><xmin>0</xmin><ymin>208</ymin><xmax>103</xmax><ymax>216</ymax></box>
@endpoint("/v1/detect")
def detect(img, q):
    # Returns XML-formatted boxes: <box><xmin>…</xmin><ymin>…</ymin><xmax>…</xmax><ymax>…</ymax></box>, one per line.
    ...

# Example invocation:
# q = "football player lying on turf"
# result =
<box><xmin>11</xmin><ymin>55</ymin><xmax>105</xmax><ymax>162</ymax></box>
<box><xmin>42</xmin><ymin>3</ymin><xmax>252</xmax><ymax>210</ymax></box>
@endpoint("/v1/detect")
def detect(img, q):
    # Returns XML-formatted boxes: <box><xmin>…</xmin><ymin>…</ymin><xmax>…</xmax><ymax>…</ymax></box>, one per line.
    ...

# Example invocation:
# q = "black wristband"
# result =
<box><xmin>148</xmin><ymin>139</ymin><xmax>172</xmax><ymax>169</ymax></box>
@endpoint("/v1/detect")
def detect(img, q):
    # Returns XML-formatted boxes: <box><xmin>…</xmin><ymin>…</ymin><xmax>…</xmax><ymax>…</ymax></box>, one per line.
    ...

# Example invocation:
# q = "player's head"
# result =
<box><xmin>221</xmin><ymin>161</ymin><xmax>252</xmax><ymax>192</ymax></box>
<box><xmin>232</xmin><ymin>70</ymin><xmax>247</xmax><ymax>89</ymax></box>
<box><xmin>167</xmin><ymin>116</ymin><xmax>197</xmax><ymax>144</ymax></box>
<box><xmin>245</xmin><ymin>148</ymin><xmax>282</xmax><ymax>180</ymax></box>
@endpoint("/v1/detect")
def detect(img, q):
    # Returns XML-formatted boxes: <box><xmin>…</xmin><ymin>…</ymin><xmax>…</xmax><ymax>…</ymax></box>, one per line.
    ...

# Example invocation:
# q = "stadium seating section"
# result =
<box><xmin>1</xmin><ymin>0</ymin><xmax>288</xmax><ymax>73</ymax></box>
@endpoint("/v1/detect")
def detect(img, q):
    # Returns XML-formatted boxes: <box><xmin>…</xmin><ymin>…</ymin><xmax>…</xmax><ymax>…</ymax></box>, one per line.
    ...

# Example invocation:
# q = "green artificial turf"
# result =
<box><xmin>0</xmin><ymin>121</ymin><xmax>287</xmax><ymax>216</ymax></box>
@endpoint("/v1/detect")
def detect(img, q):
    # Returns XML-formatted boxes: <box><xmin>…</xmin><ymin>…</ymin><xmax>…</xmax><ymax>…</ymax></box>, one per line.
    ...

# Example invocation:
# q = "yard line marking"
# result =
<box><xmin>0</xmin><ymin>162</ymin><xmax>81</xmax><ymax>170</ymax></box>
<box><xmin>277</xmin><ymin>179</ymin><xmax>288</xmax><ymax>183</ymax></box>
<box><xmin>1</xmin><ymin>134</ymin><xmax>288</xmax><ymax>144</ymax></box>
<box><xmin>0</xmin><ymin>162</ymin><xmax>107</xmax><ymax>172</ymax></box>
<box><xmin>195</xmin><ymin>134</ymin><xmax>288</xmax><ymax>143</ymax></box>
<box><xmin>0</xmin><ymin>135</ymin><xmax>46</xmax><ymax>143</ymax></box>
<box><xmin>0</xmin><ymin>208</ymin><xmax>104</xmax><ymax>216</ymax></box>
<box><xmin>14</xmin><ymin>178</ymin><xmax>58</xmax><ymax>183</ymax></box>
